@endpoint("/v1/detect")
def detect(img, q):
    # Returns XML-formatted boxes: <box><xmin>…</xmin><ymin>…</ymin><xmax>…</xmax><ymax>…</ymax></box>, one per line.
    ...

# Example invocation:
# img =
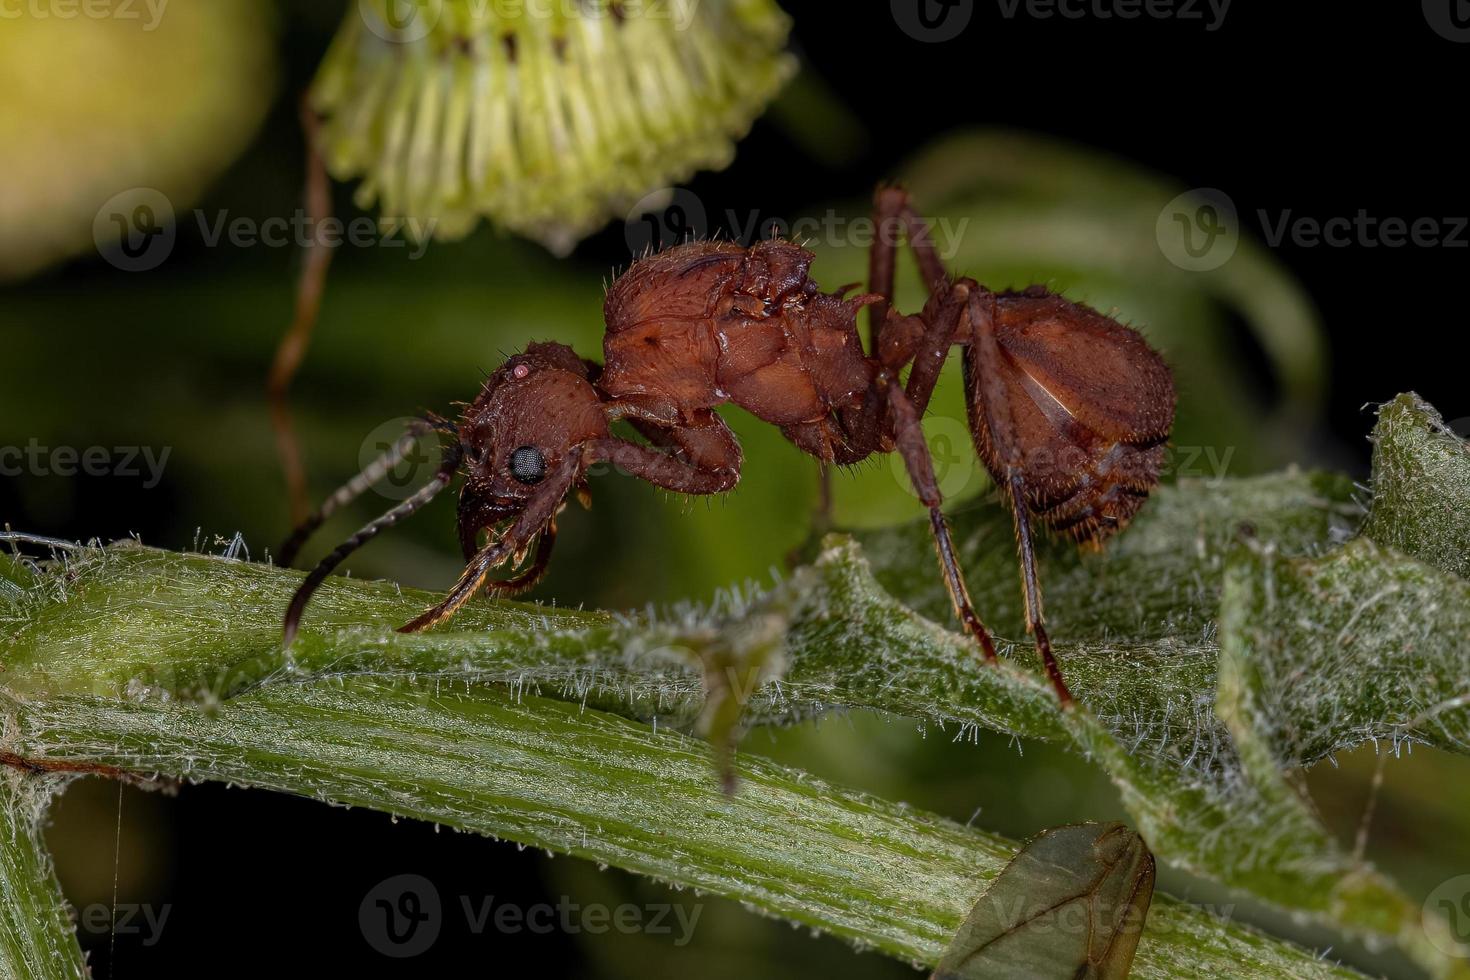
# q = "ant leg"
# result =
<box><xmin>279</xmin><ymin>416</ymin><xmax>454</xmax><ymax>568</ymax></box>
<box><xmin>899</xmin><ymin>286</ymin><xmax>971</xmax><ymax>419</ymax></box>
<box><xmin>268</xmin><ymin>94</ymin><xmax>335</xmax><ymax>526</ymax></box>
<box><xmin>1004</xmin><ymin>472</ymin><xmax>1073</xmax><ymax>706</ymax></box>
<box><xmin>587</xmin><ymin>413</ymin><xmax>741</xmax><ymax>495</ymax></box>
<box><xmin>603</xmin><ymin>410</ymin><xmax>743</xmax><ymax>491</ymax></box>
<box><xmin>399</xmin><ymin>452</ymin><xmax>582</xmax><ymax>633</ymax></box>
<box><xmin>283</xmin><ymin>439</ymin><xmax>464</xmax><ymax>645</ymax></box>
<box><xmin>813</xmin><ymin>463</ymin><xmax>833</xmax><ymax>532</ymax></box>
<box><xmin>867</xmin><ymin>185</ymin><xmax>951</xmax><ymax>344</ymax></box>
<box><xmin>965</xmin><ymin>292</ymin><xmax>1075</xmax><ymax>706</ymax></box>
<box><xmin>886</xmin><ymin>381</ymin><xmax>998</xmax><ymax>664</ymax></box>
<box><xmin>459</xmin><ymin>506</ymin><xmax>559</xmax><ymax>595</ymax></box>
<box><xmin>488</xmin><ymin>519</ymin><xmax>558</xmax><ymax>597</ymax></box>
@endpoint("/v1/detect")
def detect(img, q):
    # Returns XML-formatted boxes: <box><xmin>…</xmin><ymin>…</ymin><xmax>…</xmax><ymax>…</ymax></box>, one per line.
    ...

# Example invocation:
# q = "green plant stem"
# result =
<box><xmin>2</xmin><ymin>682</ymin><xmax>1358</xmax><ymax>980</ymax></box>
<box><xmin>0</xmin><ymin>770</ymin><xmax>87</xmax><ymax>980</ymax></box>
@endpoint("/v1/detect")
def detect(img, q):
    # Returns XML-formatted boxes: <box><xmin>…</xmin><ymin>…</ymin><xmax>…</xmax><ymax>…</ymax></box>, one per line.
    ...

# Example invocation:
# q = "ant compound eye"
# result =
<box><xmin>509</xmin><ymin>446</ymin><xmax>546</xmax><ymax>485</ymax></box>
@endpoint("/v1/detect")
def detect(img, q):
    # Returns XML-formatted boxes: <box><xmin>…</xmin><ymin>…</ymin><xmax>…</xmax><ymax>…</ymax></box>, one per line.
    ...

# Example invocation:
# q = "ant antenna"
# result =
<box><xmin>277</xmin><ymin>416</ymin><xmax>453</xmax><ymax>568</ymax></box>
<box><xmin>282</xmin><ymin>434</ymin><xmax>463</xmax><ymax>646</ymax></box>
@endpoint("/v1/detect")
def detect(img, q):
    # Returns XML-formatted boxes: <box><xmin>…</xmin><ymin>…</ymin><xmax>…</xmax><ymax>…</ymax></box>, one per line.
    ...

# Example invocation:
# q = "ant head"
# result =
<box><xmin>458</xmin><ymin>342</ymin><xmax>609</xmax><ymax>530</ymax></box>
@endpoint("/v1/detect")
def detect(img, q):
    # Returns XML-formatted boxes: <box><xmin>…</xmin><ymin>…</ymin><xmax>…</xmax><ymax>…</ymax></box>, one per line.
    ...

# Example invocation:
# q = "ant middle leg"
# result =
<box><xmin>866</xmin><ymin>184</ymin><xmax>976</xmax><ymax>419</ymax></box>
<box><xmin>885</xmin><ymin>380</ymin><xmax>999</xmax><ymax>664</ymax></box>
<box><xmin>867</xmin><ymin>185</ymin><xmax>952</xmax><ymax>344</ymax></box>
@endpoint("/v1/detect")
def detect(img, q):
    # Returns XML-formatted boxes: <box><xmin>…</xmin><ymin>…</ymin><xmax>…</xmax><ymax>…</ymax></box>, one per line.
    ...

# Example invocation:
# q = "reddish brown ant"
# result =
<box><xmin>279</xmin><ymin>188</ymin><xmax>1175</xmax><ymax>704</ymax></box>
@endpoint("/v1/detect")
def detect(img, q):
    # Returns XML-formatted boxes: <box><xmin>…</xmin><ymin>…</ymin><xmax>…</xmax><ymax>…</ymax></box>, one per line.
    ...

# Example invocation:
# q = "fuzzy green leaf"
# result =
<box><xmin>1363</xmin><ymin>392</ymin><xmax>1470</xmax><ymax>581</ymax></box>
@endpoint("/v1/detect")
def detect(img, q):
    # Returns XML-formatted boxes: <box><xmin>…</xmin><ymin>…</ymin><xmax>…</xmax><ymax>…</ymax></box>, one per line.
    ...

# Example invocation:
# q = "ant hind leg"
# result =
<box><xmin>963</xmin><ymin>292</ymin><xmax>1076</xmax><ymax>706</ymax></box>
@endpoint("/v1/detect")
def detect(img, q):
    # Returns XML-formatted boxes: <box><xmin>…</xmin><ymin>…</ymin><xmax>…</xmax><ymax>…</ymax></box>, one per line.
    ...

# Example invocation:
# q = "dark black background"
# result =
<box><xmin>34</xmin><ymin>2</ymin><xmax>1468</xmax><ymax>976</ymax></box>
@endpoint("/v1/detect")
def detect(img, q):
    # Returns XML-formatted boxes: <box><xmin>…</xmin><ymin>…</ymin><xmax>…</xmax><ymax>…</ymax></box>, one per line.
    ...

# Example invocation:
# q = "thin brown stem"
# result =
<box><xmin>268</xmin><ymin>94</ymin><xmax>335</xmax><ymax>526</ymax></box>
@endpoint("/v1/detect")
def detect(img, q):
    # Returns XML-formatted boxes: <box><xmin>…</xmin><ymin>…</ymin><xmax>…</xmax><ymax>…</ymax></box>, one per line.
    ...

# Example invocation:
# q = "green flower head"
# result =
<box><xmin>314</xmin><ymin>0</ymin><xmax>796</xmax><ymax>255</ymax></box>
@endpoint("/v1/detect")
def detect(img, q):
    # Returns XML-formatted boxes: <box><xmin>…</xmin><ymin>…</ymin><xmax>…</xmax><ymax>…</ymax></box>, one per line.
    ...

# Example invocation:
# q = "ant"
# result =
<box><xmin>279</xmin><ymin>188</ymin><xmax>1175</xmax><ymax>704</ymax></box>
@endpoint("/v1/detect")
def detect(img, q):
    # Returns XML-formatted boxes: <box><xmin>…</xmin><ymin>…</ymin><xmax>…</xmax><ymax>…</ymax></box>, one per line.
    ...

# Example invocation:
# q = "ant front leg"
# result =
<box><xmin>885</xmin><ymin>380</ymin><xmax>999</xmax><ymax>665</ymax></box>
<box><xmin>588</xmin><ymin>411</ymin><xmax>742</xmax><ymax>496</ymax></box>
<box><xmin>460</xmin><ymin>515</ymin><xmax>558</xmax><ymax>597</ymax></box>
<box><xmin>458</xmin><ymin>485</ymin><xmax>559</xmax><ymax>597</ymax></box>
<box><xmin>398</xmin><ymin>450</ymin><xmax>581</xmax><ymax>634</ymax></box>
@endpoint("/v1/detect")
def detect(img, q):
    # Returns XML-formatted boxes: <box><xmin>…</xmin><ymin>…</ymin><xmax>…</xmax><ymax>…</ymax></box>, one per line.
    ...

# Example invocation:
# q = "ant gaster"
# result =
<box><xmin>280</xmin><ymin>188</ymin><xmax>1176</xmax><ymax>704</ymax></box>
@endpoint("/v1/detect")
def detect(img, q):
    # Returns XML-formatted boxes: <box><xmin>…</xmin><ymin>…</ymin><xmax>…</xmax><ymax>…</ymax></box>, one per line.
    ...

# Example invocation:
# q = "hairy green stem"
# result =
<box><xmin>0</xmin><ymin>770</ymin><xmax>87</xmax><ymax>980</ymax></box>
<box><xmin>2</xmin><ymin>682</ymin><xmax>1358</xmax><ymax>980</ymax></box>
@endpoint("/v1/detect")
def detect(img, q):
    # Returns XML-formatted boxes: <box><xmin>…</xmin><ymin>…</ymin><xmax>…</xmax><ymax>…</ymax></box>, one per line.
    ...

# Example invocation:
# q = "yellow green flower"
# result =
<box><xmin>313</xmin><ymin>0</ymin><xmax>796</xmax><ymax>254</ymax></box>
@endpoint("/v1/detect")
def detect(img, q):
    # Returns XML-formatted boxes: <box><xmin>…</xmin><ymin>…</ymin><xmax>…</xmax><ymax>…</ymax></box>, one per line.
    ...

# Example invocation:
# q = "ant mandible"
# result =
<box><xmin>279</xmin><ymin>188</ymin><xmax>1176</xmax><ymax>704</ymax></box>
